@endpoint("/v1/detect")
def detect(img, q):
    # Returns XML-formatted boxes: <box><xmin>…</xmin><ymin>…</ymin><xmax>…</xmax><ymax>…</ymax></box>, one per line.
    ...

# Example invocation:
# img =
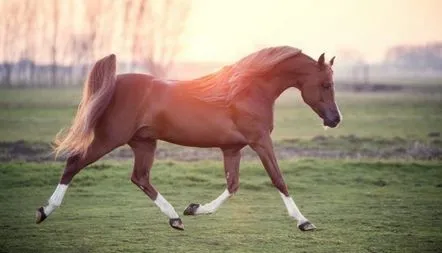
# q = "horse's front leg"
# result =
<box><xmin>183</xmin><ymin>146</ymin><xmax>242</xmax><ymax>215</ymax></box>
<box><xmin>250</xmin><ymin>134</ymin><xmax>316</xmax><ymax>231</ymax></box>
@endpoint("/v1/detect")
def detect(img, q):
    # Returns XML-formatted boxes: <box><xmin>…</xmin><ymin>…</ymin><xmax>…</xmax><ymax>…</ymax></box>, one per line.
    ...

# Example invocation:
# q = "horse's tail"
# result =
<box><xmin>54</xmin><ymin>54</ymin><xmax>117</xmax><ymax>158</ymax></box>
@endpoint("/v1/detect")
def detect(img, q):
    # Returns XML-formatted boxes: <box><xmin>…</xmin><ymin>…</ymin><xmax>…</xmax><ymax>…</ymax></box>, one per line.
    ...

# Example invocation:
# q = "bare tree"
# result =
<box><xmin>129</xmin><ymin>0</ymin><xmax>191</xmax><ymax>78</ymax></box>
<box><xmin>81</xmin><ymin>0</ymin><xmax>103</xmax><ymax>75</ymax></box>
<box><xmin>0</xmin><ymin>0</ymin><xmax>23</xmax><ymax>87</ymax></box>
<box><xmin>50</xmin><ymin>0</ymin><xmax>60</xmax><ymax>87</ymax></box>
<box><xmin>21</xmin><ymin>0</ymin><xmax>39</xmax><ymax>85</ymax></box>
<box><xmin>69</xmin><ymin>0</ymin><xmax>118</xmax><ymax>82</ymax></box>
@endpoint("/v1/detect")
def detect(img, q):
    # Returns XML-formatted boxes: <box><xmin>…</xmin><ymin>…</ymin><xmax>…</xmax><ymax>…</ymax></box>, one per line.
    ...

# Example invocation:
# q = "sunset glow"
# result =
<box><xmin>181</xmin><ymin>0</ymin><xmax>442</xmax><ymax>63</ymax></box>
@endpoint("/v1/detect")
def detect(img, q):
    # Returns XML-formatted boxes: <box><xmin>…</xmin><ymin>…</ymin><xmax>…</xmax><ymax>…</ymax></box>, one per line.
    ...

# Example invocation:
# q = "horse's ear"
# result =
<box><xmin>318</xmin><ymin>53</ymin><xmax>325</xmax><ymax>66</ymax></box>
<box><xmin>330</xmin><ymin>56</ymin><xmax>336</xmax><ymax>66</ymax></box>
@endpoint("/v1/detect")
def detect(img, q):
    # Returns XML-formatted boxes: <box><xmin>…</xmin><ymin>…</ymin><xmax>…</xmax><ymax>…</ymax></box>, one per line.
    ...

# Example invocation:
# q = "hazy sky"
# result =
<box><xmin>180</xmin><ymin>0</ymin><xmax>441</xmax><ymax>63</ymax></box>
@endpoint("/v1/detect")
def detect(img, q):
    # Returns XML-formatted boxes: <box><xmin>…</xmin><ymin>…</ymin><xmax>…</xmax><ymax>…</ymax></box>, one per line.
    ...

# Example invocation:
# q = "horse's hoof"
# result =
<box><xmin>169</xmin><ymin>218</ymin><xmax>184</xmax><ymax>230</ymax></box>
<box><xmin>298</xmin><ymin>221</ymin><xmax>316</xmax><ymax>231</ymax></box>
<box><xmin>35</xmin><ymin>207</ymin><xmax>47</xmax><ymax>224</ymax></box>
<box><xmin>183</xmin><ymin>203</ymin><xmax>200</xmax><ymax>216</ymax></box>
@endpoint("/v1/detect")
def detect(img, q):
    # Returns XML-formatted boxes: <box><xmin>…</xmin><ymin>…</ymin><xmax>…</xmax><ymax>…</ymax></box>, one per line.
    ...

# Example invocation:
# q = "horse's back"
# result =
<box><xmin>100</xmin><ymin>73</ymin><xmax>247</xmax><ymax>147</ymax></box>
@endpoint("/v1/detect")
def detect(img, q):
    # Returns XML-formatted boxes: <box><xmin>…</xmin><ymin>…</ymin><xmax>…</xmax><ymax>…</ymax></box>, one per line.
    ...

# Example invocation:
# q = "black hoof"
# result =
<box><xmin>183</xmin><ymin>203</ymin><xmax>200</xmax><ymax>216</ymax></box>
<box><xmin>169</xmin><ymin>218</ymin><xmax>184</xmax><ymax>230</ymax></box>
<box><xmin>298</xmin><ymin>221</ymin><xmax>316</xmax><ymax>231</ymax></box>
<box><xmin>35</xmin><ymin>207</ymin><xmax>47</xmax><ymax>224</ymax></box>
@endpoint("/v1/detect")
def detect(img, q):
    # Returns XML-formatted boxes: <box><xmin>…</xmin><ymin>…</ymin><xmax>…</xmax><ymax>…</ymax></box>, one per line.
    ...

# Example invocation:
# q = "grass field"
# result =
<box><xmin>0</xmin><ymin>86</ymin><xmax>441</xmax><ymax>252</ymax></box>
<box><xmin>0</xmin><ymin>159</ymin><xmax>441</xmax><ymax>253</ymax></box>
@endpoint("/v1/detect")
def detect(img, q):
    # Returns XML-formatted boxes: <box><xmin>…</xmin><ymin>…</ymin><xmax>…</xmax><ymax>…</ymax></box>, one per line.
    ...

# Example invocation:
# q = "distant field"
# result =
<box><xmin>0</xmin><ymin>159</ymin><xmax>441</xmax><ymax>253</ymax></box>
<box><xmin>0</xmin><ymin>87</ymin><xmax>441</xmax><ymax>142</ymax></box>
<box><xmin>0</xmin><ymin>88</ymin><xmax>81</xmax><ymax>143</ymax></box>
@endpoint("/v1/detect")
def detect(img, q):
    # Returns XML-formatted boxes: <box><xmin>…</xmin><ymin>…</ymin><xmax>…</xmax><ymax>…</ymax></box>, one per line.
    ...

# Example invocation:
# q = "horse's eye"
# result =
<box><xmin>322</xmin><ymin>83</ymin><xmax>332</xmax><ymax>89</ymax></box>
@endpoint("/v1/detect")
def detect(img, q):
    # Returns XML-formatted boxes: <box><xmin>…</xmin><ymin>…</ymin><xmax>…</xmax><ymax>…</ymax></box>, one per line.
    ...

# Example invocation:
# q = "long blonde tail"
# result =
<box><xmin>54</xmin><ymin>54</ymin><xmax>117</xmax><ymax>158</ymax></box>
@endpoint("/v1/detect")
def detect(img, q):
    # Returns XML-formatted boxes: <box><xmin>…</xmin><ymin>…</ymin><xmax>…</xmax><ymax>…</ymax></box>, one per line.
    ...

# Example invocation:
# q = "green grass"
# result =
<box><xmin>0</xmin><ymin>88</ymin><xmax>441</xmax><ymax>142</ymax></box>
<box><xmin>0</xmin><ymin>88</ymin><xmax>80</xmax><ymax>142</ymax></box>
<box><xmin>0</xmin><ymin>159</ymin><xmax>441</xmax><ymax>253</ymax></box>
<box><xmin>274</xmin><ymin>90</ymin><xmax>442</xmax><ymax>140</ymax></box>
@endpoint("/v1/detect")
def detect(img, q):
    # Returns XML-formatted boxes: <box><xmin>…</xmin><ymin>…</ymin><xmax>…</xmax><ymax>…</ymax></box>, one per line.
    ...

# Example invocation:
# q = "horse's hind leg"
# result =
<box><xmin>35</xmin><ymin>138</ymin><xmax>121</xmax><ymax>224</ymax></box>
<box><xmin>129</xmin><ymin>139</ymin><xmax>183</xmax><ymax>230</ymax></box>
<box><xmin>183</xmin><ymin>147</ymin><xmax>242</xmax><ymax>216</ymax></box>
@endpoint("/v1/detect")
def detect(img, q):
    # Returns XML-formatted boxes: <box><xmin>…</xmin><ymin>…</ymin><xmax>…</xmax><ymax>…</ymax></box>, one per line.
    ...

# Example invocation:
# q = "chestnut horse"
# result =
<box><xmin>36</xmin><ymin>46</ymin><xmax>341</xmax><ymax>231</ymax></box>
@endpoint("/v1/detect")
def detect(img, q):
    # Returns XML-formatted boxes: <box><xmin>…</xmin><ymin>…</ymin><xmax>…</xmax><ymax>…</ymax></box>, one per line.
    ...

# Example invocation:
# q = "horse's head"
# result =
<box><xmin>297</xmin><ymin>53</ymin><xmax>342</xmax><ymax>128</ymax></box>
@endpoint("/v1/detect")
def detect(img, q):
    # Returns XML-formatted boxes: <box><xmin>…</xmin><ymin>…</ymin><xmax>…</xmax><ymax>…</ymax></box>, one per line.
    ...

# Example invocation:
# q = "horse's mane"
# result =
<box><xmin>176</xmin><ymin>46</ymin><xmax>302</xmax><ymax>106</ymax></box>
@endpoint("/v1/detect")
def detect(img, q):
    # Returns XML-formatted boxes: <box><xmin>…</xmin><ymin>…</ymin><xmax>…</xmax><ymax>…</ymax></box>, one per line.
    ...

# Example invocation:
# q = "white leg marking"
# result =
<box><xmin>154</xmin><ymin>193</ymin><xmax>179</xmax><ymax>219</ymax></box>
<box><xmin>43</xmin><ymin>184</ymin><xmax>69</xmax><ymax>216</ymax></box>
<box><xmin>279</xmin><ymin>192</ymin><xmax>308</xmax><ymax>225</ymax></box>
<box><xmin>195</xmin><ymin>189</ymin><xmax>231</xmax><ymax>214</ymax></box>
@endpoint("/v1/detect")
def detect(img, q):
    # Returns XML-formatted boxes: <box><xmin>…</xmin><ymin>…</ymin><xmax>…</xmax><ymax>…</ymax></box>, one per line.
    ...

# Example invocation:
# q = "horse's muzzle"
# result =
<box><xmin>322</xmin><ymin>108</ymin><xmax>341</xmax><ymax>128</ymax></box>
<box><xmin>323</xmin><ymin>118</ymin><xmax>340</xmax><ymax>128</ymax></box>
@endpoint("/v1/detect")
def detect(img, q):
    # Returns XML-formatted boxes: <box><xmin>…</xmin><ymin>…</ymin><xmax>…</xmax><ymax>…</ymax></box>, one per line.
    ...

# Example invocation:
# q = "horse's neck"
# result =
<box><xmin>257</xmin><ymin>75</ymin><xmax>293</xmax><ymax>105</ymax></box>
<box><xmin>263</xmin><ymin>55</ymin><xmax>312</xmax><ymax>102</ymax></box>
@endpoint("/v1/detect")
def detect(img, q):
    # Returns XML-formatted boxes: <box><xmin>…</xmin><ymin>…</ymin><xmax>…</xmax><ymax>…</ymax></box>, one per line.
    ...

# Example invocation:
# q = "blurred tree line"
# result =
<box><xmin>0</xmin><ymin>0</ymin><xmax>190</xmax><ymax>87</ymax></box>
<box><xmin>336</xmin><ymin>43</ymin><xmax>442</xmax><ymax>85</ymax></box>
<box><xmin>384</xmin><ymin>42</ymin><xmax>442</xmax><ymax>71</ymax></box>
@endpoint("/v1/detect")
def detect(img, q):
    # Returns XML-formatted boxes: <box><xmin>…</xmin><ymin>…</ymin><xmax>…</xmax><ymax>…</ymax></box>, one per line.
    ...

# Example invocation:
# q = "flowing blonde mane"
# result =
<box><xmin>177</xmin><ymin>46</ymin><xmax>301</xmax><ymax>106</ymax></box>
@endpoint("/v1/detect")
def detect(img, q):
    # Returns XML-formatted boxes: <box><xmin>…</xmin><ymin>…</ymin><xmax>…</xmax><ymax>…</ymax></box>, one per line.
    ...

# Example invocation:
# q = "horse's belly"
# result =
<box><xmin>152</xmin><ymin>111</ymin><xmax>247</xmax><ymax>147</ymax></box>
<box><xmin>160</xmin><ymin>128</ymin><xmax>245</xmax><ymax>147</ymax></box>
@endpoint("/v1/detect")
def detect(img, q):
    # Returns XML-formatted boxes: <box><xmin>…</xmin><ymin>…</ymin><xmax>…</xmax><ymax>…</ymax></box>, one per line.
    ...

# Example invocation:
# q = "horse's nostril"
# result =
<box><xmin>328</xmin><ymin>115</ymin><xmax>341</xmax><ymax>126</ymax></box>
